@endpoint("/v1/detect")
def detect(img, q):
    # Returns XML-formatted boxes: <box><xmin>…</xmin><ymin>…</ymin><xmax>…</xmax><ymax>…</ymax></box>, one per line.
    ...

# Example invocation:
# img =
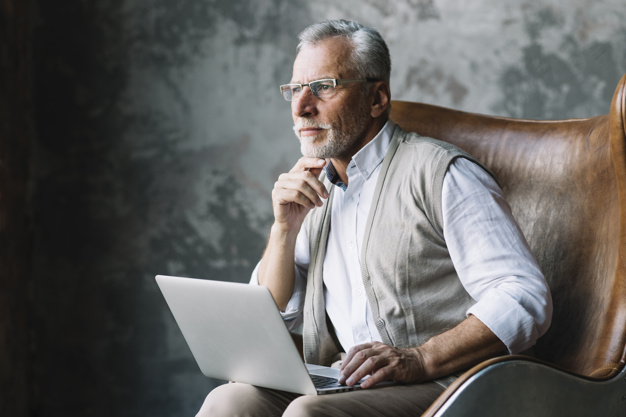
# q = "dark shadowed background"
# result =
<box><xmin>2</xmin><ymin>1</ymin><xmax>625</xmax><ymax>416</ymax></box>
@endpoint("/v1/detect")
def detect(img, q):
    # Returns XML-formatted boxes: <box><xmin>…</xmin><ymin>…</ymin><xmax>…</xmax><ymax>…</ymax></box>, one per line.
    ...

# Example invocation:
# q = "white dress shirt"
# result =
<box><xmin>251</xmin><ymin>121</ymin><xmax>552</xmax><ymax>355</ymax></box>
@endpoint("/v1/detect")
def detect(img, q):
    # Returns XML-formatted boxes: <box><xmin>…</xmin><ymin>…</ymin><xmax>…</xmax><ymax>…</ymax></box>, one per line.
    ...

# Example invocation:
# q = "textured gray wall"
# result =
<box><xmin>30</xmin><ymin>1</ymin><xmax>625</xmax><ymax>416</ymax></box>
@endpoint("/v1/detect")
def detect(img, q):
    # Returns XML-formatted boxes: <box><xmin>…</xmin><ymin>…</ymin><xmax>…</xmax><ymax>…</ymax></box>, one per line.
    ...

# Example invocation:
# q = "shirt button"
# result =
<box><xmin>348</xmin><ymin>242</ymin><xmax>355</xmax><ymax>250</ymax></box>
<box><xmin>356</xmin><ymin>288</ymin><xmax>363</xmax><ymax>297</ymax></box>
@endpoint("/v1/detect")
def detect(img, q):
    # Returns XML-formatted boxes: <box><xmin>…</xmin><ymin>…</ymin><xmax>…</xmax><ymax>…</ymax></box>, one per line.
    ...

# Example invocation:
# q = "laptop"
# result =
<box><xmin>155</xmin><ymin>274</ymin><xmax>368</xmax><ymax>395</ymax></box>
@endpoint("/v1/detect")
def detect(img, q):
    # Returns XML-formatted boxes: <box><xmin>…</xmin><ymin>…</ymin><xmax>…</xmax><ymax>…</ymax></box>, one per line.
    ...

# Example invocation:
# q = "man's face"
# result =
<box><xmin>290</xmin><ymin>38</ymin><xmax>373</xmax><ymax>160</ymax></box>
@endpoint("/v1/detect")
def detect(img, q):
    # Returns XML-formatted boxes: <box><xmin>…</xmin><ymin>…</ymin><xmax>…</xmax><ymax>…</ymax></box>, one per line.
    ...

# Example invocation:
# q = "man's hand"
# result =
<box><xmin>271</xmin><ymin>157</ymin><xmax>328</xmax><ymax>233</ymax></box>
<box><xmin>338</xmin><ymin>342</ymin><xmax>427</xmax><ymax>389</ymax></box>
<box><xmin>338</xmin><ymin>316</ymin><xmax>507</xmax><ymax>389</ymax></box>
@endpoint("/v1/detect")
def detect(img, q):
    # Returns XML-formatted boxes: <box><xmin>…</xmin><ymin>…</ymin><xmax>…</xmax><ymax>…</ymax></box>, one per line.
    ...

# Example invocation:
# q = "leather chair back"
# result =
<box><xmin>390</xmin><ymin>75</ymin><xmax>626</xmax><ymax>379</ymax></box>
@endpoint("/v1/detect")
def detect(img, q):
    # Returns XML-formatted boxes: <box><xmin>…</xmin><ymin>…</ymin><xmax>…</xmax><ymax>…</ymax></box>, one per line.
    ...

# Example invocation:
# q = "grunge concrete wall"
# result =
<box><xmin>14</xmin><ymin>0</ymin><xmax>626</xmax><ymax>416</ymax></box>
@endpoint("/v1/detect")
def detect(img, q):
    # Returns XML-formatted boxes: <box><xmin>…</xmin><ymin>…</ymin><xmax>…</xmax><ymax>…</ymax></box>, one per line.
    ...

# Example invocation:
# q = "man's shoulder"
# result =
<box><xmin>390</xmin><ymin>125</ymin><xmax>496</xmax><ymax>185</ymax></box>
<box><xmin>394</xmin><ymin>126</ymin><xmax>468</xmax><ymax>156</ymax></box>
<box><xmin>389</xmin><ymin>127</ymin><xmax>472</xmax><ymax>172</ymax></box>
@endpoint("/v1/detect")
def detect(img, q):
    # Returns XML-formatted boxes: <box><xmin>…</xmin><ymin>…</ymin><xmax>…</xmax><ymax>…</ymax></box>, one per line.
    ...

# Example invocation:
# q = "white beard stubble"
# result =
<box><xmin>294</xmin><ymin>99</ymin><xmax>371</xmax><ymax>159</ymax></box>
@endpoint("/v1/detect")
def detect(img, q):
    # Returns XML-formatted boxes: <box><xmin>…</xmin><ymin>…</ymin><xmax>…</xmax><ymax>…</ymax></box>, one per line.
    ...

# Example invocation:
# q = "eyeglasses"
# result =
<box><xmin>279</xmin><ymin>78</ymin><xmax>379</xmax><ymax>101</ymax></box>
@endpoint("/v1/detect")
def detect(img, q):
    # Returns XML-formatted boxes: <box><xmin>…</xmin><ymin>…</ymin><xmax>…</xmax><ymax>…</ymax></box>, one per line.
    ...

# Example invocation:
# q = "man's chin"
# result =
<box><xmin>301</xmin><ymin>143</ymin><xmax>331</xmax><ymax>159</ymax></box>
<box><xmin>301</xmin><ymin>147</ymin><xmax>325</xmax><ymax>158</ymax></box>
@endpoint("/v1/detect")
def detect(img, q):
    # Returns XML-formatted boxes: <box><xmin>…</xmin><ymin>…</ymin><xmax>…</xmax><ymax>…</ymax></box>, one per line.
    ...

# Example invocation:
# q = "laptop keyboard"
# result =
<box><xmin>310</xmin><ymin>374</ymin><xmax>341</xmax><ymax>388</ymax></box>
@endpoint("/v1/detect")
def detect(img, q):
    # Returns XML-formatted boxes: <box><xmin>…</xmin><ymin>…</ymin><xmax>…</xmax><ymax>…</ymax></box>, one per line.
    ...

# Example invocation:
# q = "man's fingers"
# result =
<box><xmin>339</xmin><ymin>344</ymin><xmax>376</xmax><ymax>385</ymax></box>
<box><xmin>273</xmin><ymin>188</ymin><xmax>315</xmax><ymax>209</ymax></box>
<box><xmin>344</xmin><ymin>355</ymin><xmax>386</xmax><ymax>387</ymax></box>
<box><xmin>360</xmin><ymin>365</ymin><xmax>393</xmax><ymax>389</ymax></box>
<box><xmin>274</xmin><ymin>174</ymin><xmax>326</xmax><ymax>208</ymax></box>
<box><xmin>341</xmin><ymin>343</ymin><xmax>374</xmax><ymax>371</ymax></box>
<box><xmin>339</xmin><ymin>342</ymin><xmax>425</xmax><ymax>389</ymax></box>
<box><xmin>297</xmin><ymin>160</ymin><xmax>329</xmax><ymax>199</ymax></box>
<box><xmin>275</xmin><ymin>171</ymin><xmax>328</xmax><ymax>205</ymax></box>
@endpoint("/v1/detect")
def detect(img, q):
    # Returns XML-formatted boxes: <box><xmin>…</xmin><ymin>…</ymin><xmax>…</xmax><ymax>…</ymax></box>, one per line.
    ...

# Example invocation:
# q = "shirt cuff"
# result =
<box><xmin>249</xmin><ymin>262</ymin><xmax>304</xmax><ymax>330</ymax></box>
<box><xmin>467</xmin><ymin>289</ymin><xmax>539</xmax><ymax>354</ymax></box>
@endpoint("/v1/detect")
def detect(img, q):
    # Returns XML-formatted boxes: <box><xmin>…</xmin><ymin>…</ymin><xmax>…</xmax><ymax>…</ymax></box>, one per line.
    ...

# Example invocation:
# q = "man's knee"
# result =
<box><xmin>283</xmin><ymin>395</ymin><xmax>330</xmax><ymax>417</ymax></box>
<box><xmin>196</xmin><ymin>382</ymin><xmax>298</xmax><ymax>417</ymax></box>
<box><xmin>196</xmin><ymin>383</ymin><xmax>260</xmax><ymax>417</ymax></box>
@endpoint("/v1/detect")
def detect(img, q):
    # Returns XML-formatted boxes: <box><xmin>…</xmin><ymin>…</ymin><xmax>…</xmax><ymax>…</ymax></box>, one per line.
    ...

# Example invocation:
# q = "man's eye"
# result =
<box><xmin>291</xmin><ymin>86</ymin><xmax>302</xmax><ymax>94</ymax></box>
<box><xmin>313</xmin><ymin>83</ymin><xmax>334</xmax><ymax>94</ymax></box>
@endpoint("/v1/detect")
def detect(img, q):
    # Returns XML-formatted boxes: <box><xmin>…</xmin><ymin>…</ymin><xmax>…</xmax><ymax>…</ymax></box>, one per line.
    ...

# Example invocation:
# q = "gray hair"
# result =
<box><xmin>297</xmin><ymin>20</ymin><xmax>391</xmax><ymax>84</ymax></box>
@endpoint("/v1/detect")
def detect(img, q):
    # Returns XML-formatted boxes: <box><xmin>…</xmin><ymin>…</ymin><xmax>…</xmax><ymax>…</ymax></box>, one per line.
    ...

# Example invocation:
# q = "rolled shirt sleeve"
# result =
<box><xmin>442</xmin><ymin>157</ymin><xmax>553</xmax><ymax>353</ymax></box>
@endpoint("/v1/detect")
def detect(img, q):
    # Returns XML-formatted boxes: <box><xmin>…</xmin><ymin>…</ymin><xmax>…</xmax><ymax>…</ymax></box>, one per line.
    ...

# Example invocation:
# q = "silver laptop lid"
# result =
<box><xmin>155</xmin><ymin>275</ymin><xmax>318</xmax><ymax>395</ymax></box>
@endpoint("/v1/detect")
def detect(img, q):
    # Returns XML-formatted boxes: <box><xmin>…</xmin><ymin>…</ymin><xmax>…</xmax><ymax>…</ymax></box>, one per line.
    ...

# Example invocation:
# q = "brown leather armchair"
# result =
<box><xmin>390</xmin><ymin>75</ymin><xmax>626</xmax><ymax>416</ymax></box>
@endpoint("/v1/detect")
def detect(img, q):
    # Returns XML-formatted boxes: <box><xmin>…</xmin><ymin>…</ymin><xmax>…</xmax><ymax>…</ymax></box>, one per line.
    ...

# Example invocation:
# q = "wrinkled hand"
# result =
<box><xmin>339</xmin><ymin>342</ymin><xmax>426</xmax><ymax>389</ymax></box>
<box><xmin>271</xmin><ymin>157</ymin><xmax>328</xmax><ymax>232</ymax></box>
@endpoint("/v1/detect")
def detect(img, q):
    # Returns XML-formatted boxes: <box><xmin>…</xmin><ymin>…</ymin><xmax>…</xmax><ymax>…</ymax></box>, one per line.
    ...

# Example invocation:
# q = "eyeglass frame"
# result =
<box><xmin>279</xmin><ymin>78</ymin><xmax>380</xmax><ymax>101</ymax></box>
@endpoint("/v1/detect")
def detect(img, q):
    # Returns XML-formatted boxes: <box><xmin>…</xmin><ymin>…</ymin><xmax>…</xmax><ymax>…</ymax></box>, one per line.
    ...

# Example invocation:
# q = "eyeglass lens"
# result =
<box><xmin>281</xmin><ymin>80</ymin><xmax>336</xmax><ymax>101</ymax></box>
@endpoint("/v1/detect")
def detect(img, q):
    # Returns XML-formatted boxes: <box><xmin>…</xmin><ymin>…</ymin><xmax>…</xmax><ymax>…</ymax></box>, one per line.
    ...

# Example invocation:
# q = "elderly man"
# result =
<box><xmin>197</xmin><ymin>19</ymin><xmax>552</xmax><ymax>416</ymax></box>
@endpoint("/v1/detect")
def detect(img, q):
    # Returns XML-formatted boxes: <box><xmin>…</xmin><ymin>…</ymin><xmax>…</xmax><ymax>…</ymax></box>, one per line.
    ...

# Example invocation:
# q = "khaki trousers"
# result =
<box><xmin>196</xmin><ymin>381</ymin><xmax>445</xmax><ymax>417</ymax></box>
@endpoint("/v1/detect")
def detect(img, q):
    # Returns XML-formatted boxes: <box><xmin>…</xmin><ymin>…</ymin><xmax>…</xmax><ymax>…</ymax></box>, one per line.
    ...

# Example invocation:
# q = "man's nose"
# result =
<box><xmin>292</xmin><ymin>86</ymin><xmax>318</xmax><ymax>118</ymax></box>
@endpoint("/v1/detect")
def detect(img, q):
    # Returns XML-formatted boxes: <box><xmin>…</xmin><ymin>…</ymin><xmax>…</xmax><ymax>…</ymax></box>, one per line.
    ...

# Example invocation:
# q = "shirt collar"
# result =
<box><xmin>352</xmin><ymin>120</ymin><xmax>395</xmax><ymax>180</ymax></box>
<box><xmin>325</xmin><ymin>120</ymin><xmax>396</xmax><ymax>190</ymax></box>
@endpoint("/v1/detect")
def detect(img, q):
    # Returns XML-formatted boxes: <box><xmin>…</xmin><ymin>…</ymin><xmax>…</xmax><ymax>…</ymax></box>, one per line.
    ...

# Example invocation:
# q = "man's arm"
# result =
<box><xmin>258</xmin><ymin>157</ymin><xmax>328</xmax><ymax>311</ymax></box>
<box><xmin>340</xmin><ymin>158</ymin><xmax>551</xmax><ymax>388</ymax></box>
<box><xmin>339</xmin><ymin>315</ymin><xmax>506</xmax><ymax>388</ymax></box>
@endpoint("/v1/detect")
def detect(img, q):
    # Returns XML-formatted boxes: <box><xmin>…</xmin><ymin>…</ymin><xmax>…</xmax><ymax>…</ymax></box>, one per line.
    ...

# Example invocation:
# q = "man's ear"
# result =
<box><xmin>370</xmin><ymin>82</ymin><xmax>391</xmax><ymax>118</ymax></box>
